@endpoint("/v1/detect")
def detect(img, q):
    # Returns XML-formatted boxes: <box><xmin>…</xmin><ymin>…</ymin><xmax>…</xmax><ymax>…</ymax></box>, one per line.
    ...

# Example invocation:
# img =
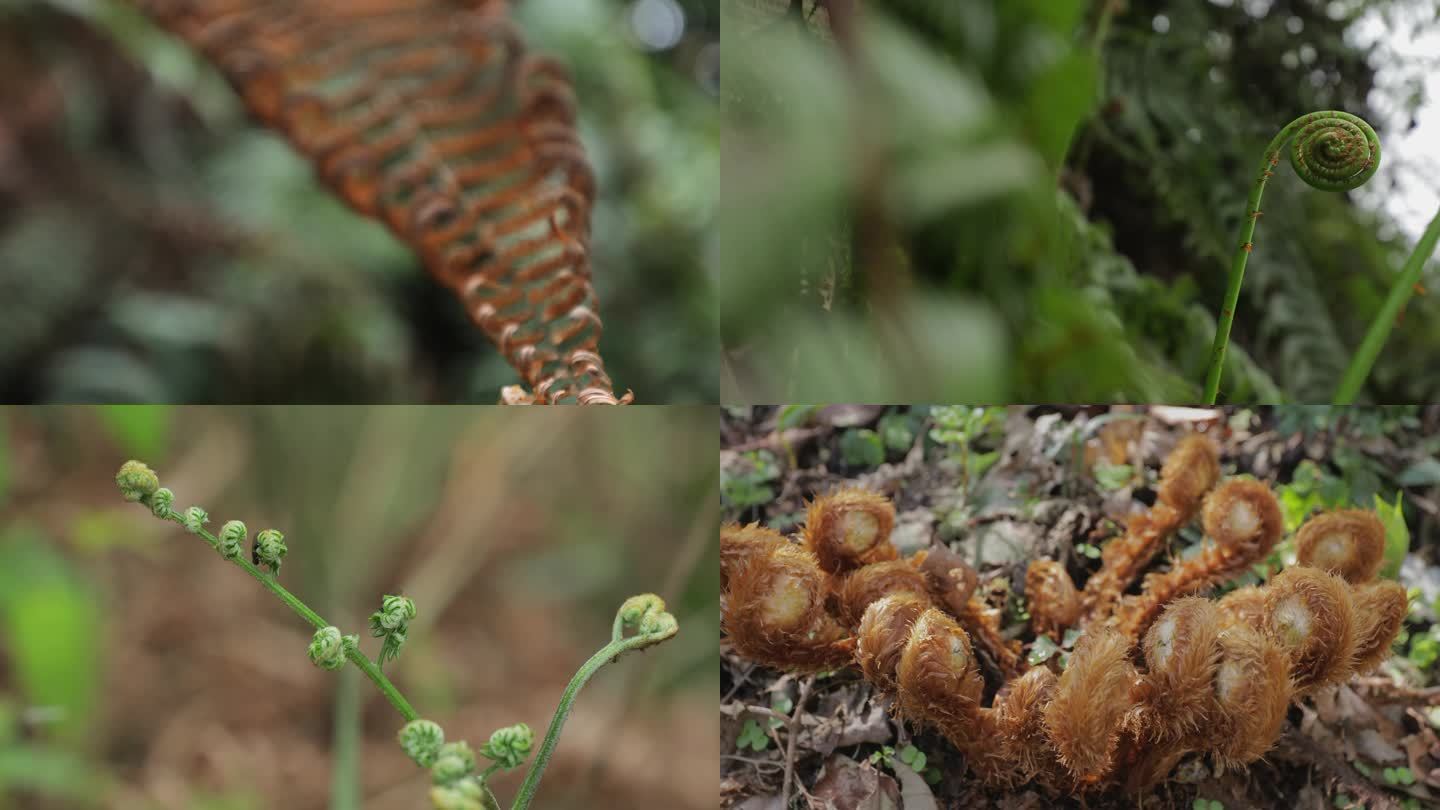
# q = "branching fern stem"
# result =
<box><xmin>1204</xmin><ymin>111</ymin><xmax>1381</xmax><ymax>403</ymax></box>
<box><xmin>116</xmin><ymin>462</ymin><xmax>679</xmax><ymax>810</ymax></box>
<box><xmin>153</xmin><ymin>507</ymin><xmax>421</xmax><ymax>721</ymax></box>
<box><xmin>1334</xmin><ymin>205</ymin><xmax>1440</xmax><ymax>403</ymax></box>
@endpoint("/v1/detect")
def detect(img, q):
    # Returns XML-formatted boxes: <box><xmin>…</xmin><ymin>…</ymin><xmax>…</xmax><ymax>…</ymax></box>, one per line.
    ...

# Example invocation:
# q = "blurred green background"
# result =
<box><xmin>0</xmin><ymin>0</ymin><xmax>717</xmax><ymax>403</ymax></box>
<box><xmin>0</xmin><ymin>404</ymin><xmax>718</xmax><ymax>809</ymax></box>
<box><xmin>722</xmin><ymin>0</ymin><xmax>1440</xmax><ymax>404</ymax></box>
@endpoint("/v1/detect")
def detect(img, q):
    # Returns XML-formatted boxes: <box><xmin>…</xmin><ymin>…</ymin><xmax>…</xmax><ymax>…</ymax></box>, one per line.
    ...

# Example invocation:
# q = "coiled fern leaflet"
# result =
<box><xmin>1204</xmin><ymin>111</ymin><xmax>1380</xmax><ymax>403</ymax></box>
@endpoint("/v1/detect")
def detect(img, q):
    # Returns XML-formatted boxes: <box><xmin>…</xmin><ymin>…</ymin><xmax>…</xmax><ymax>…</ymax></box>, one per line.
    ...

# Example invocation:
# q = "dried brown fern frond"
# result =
<box><xmin>133</xmin><ymin>0</ymin><xmax>629</xmax><ymax>403</ymax></box>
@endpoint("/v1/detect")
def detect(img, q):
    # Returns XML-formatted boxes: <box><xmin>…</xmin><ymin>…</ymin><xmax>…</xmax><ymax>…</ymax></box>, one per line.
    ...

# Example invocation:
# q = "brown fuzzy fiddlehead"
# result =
<box><xmin>722</xmin><ymin>543</ymin><xmax>850</xmax><ymax>671</ymax></box>
<box><xmin>721</xmin><ymin>470</ymin><xmax>1408</xmax><ymax>795</ymax></box>
<box><xmin>1208</xmin><ymin>622</ymin><xmax>1292</xmax><ymax>767</ymax></box>
<box><xmin>856</xmin><ymin>593</ymin><xmax>928</xmax><ymax>691</ymax></box>
<box><xmin>1081</xmin><ymin>434</ymin><xmax>1220</xmax><ymax>623</ymax></box>
<box><xmin>835</xmin><ymin>559</ymin><xmax>929</xmax><ymax>627</ymax></box>
<box><xmin>1295</xmin><ymin>509</ymin><xmax>1386</xmax><ymax>584</ymax></box>
<box><xmin>1043</xmin><ymin>627</ymin><xmax>1137</xmax><ymax>784</ymax></box>
<box><xmin>1349</xmin><ymin>579</ymin><xmax>1408</xmax><ymax>675</ymax></box>
<box><xmin>1262</xmin><ymin>566</ymin><xmax>1358</xmax><ymax>696</ymax></box>
<box><xmin>720</xmin><ymin>522</ymin><xmax>788</xmax><ymax>589</ymax></box>
<box><xmin>1134</xmin><ymin>598</ymin><xmax>1224</xmax><ymax>744</ymax></box>
<box><xmin>1117</xmin><ymin>478</ymin><xmax>1284</xmax><ymax>642</ymax></box>
<box><xmin>131</xmin><ymin>0</ymin><xmax>628</xmax><ymax>404</ymax></box>
<box><xmin>1026</xmin><ymin>558</ymin><xmax>1081</xmax><ymax>639</ymax></box>
<box><xmin>804</xmin><ymin>487</ymin><xmax>897</xmax><ymax>574</ymax></box>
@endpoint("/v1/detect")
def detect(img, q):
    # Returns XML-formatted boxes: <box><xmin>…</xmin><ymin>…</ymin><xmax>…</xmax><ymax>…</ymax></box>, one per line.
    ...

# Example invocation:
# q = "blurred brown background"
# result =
<box><xmin>0</xmin><ymin>405</ymin><xmax>719</xmax><ymax>809</ymax></box>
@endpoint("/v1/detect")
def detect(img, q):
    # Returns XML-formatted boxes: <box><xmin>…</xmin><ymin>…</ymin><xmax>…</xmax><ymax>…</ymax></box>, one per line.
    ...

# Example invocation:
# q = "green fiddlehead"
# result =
<box><xmin>1203</xmin><ymin>111</ymin><xmax>1381</xmax><ymax>403</ymax></box>
<box><xmin>117</xmin><ymin>461</ymin><xmax>679</xmax><ymax>810</ymax></box>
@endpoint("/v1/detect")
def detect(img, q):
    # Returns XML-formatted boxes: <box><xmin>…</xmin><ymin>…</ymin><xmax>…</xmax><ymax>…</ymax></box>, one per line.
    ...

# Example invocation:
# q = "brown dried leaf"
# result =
<box><xmin>134</xmin><ymin>0</ymin><xmax>626</xmax><ymax>403</ymax></box>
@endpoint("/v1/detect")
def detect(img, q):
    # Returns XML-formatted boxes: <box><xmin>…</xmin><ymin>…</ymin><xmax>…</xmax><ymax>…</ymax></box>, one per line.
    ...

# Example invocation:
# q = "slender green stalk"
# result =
<box><xmin>1334</xmin><ymin>206</ymin><xmax>1440</xmax><ymax>403</ymax></box>
<box><xmin>156</xmin><ymin>510</ymin><xmax>419</xmax><ymax>721</ymax></box>
<box><xmin>510</xmin><ymin>636</ymin><xmax>654</xmax><ymax>809</ymax></box>
<box><xmin>330</xmin><ymin>667</ymin><xmax>361</xmax><ymax>810</ymax></box>
<box><xmin>1204</xmin><ymin>111</ymin><xmax>1381</xmax><ymax>403</ymax></box>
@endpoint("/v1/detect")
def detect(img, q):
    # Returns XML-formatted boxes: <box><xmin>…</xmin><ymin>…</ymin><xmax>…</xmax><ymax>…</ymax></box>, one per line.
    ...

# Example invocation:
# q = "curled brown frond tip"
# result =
<box><xmin>1296</xmin><ymin>509</ymin><xmax>1386</xmax><ymax>583</ymax></box>
<box><xmin>135</xmin><ymin>0</ymin><xmax>626</xmax><ymax>404</ymax></box>
<box><xmin>804</xmin><ymin>487</ymin><xmax>897</xmax><ymax>574</ymax></box>
<box><xmin>1026</xmin><ymin>559</ymin><xmax>1080</xmax><ymax>638</ymax></box>
<box><xmin>1157</xmin><ymin>434</ymin><xmax>1221</xmax><ymax>511</ymax></box>
<box><xmin>1202</xmin><ymin>479</ymin><xmax>1284</xmax><ymax>556</ymax></box>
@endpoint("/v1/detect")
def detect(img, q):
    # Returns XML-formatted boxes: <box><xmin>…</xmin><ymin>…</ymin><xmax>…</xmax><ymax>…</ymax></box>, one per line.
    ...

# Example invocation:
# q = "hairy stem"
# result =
<box><xmin>1334</xmin><ymin>205</ymin><xmax>1440</xmax><ymax>403</ymax></box>
<box><xmin>1204</xmin><ymin>111</ymin><xmax>1380</xmax><ymax>403</ymax></box>
<box><xmin>159</xmin><ymin>510</ymin><xmax>419</xmax><ymax>722</ymax></box>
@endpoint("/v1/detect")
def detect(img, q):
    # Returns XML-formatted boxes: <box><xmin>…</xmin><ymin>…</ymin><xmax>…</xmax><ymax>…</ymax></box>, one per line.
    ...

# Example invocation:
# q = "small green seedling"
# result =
<box><xmin>116</xmin><ymin>461</ymin><xmax>679</xmax><ymax>810</ymax></box>
<box><xmin>736</xmin><ymin>719</ymin><xmax>770</xmax><ymax>752</ymax></box>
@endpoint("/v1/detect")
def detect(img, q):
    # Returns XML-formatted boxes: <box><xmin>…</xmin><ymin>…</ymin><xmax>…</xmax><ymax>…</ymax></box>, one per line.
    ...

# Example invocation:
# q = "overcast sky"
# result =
<box><xmin>1352</xmin><ymin>1</ymin><xmax>1440</xmax><ymax>242</ymax></box>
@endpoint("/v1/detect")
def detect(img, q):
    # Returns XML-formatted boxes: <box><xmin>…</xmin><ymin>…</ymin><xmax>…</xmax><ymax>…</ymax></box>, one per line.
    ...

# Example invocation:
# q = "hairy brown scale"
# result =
<box><xmin>133</xmin><ymin>0</ymin><xmax>628</xmax><ymax>404</ymax></box>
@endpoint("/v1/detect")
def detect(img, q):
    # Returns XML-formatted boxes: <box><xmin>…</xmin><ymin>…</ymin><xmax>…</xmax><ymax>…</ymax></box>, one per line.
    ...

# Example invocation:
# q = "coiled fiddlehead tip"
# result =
<box><xmin>1262</xmin><ymin>566</ymin><xmax>1358</xmax><ymax>694</ymax></box>
<box><xmin>1156</xmin><ymin>434</ymin><xmax>1221</xmax><ymax>512</ymax></box>
<box><xmin>804</xmin><ymin>487</ymin><xmax>897</xmax><ymax>574</ymax></box>
<box><xmin>836</xmin><ymin>560</ymin><xmax>930</xmax><ymax>628</ymax></box>
<box><xmin>1350</xmin><ymin>579</ymin><xmax>1408</xmax><ymax>675</ymax></box>
<box><xmin>218</xmin><ymin>519</ymin><xmax>247</xmax><ymax>561</ymax></box>
<box><xmin>1201</xmin><ymin>479</ymin><xmax>1283</xmax><ymax>556</ymax></box>
<box><xmin>116</xmin><ymin>460</ymin><xmax>160</xmax><ymax>503</ymax></box>
<box><xmin>149</xmin><ymin>487</ymin><xmax>175</xmax><ymax>518</ymax></box>
<box><xmin>370</xmin><ymin>594</ymin><xmax>417</xmax><ymax>666</ymax></box>
<box><xmin>479</xmin><ymin>722</ymin><xmax>534</xmax><ymax>771</ymax></box>
<box><xmin>1025</xmin><ymin>558</ymin><xmax>1081</xmax><ymax>639</ymax></box>
<box><xmin>1209</xmin><ymin>623</ymin><xmax>1291</xmax><ymax>767</ymax></box>
<box><xmin>1295</xmin><ymin>509</ymin><xmax>1386</xmax><ymax>584</ymax></box>
<box><xmin>399</xmin><ymin>719</ymin><xmax>447</xmax><ymax>768</ymax></box>
<box><xmin>617</xmin><ymin>593</ymin><xmax>679</xmax><ymax>645</ymax></box>
<box><xmin>1285</xmin><ymin>111</ymin><xmax>1381</xmax><ymax>193</ymax></box>
<box><xmin>308</xmin><ymin>626</ymin><xmax>356</xmax><ymax>671</ymax></box>
<box><xmin>254</xmin><ymin>529</ymin><xmax>287</xmax><ymax>574</ymax></box>
<box><xmin>722</xmin><ymin>543</ymin><xmax>849</xmax><ymax>671</ymax></box>
<box><xmin>855</xmin><ymin>593</ymin><xmax>929</xmax><ymax>691</ymax></box>
<box><xmin>430</xmin><ymin>779</ymin><xmax>499</xmax><ymax>810</ymax></box>
<box><xmin>183</xmin><ymin>506</ymin><xmax>210</xmax><ymax>534</ymax></box>
<box><xmin>720</xmin><ymin>522</ymin><xmax>788</xmax><ymax>589</ymax></box>
<box><xmin>896</xmin><ymin>608</ymin><xmax>985</xmax><ymax>739</ymax></box>
<box><xmin>431</xmin><ymin>741</ymin><xmax>478</xmax><ymax>785</ymax></box>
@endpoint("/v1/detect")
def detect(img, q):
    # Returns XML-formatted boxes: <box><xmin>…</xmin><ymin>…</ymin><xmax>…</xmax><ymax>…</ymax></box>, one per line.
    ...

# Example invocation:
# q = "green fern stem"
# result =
<box><xmin>155</xmin><ymin>509</ymin><xmax>421</xmax><ymax>722</ymax></box>
<box><xmin>1203</xmin><ymin>111</ymin><xmax>1381</xmax><ymax>403</ymax></box>
<box><xmin>511</xmin><ymin>596</ymin><xmax>677</xmax><ymax>810</ymax></box>
<box><xmin>1334</xmin><ymin>205</ymin><xmax>1440</xmax><ymax>403</ymax></box>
